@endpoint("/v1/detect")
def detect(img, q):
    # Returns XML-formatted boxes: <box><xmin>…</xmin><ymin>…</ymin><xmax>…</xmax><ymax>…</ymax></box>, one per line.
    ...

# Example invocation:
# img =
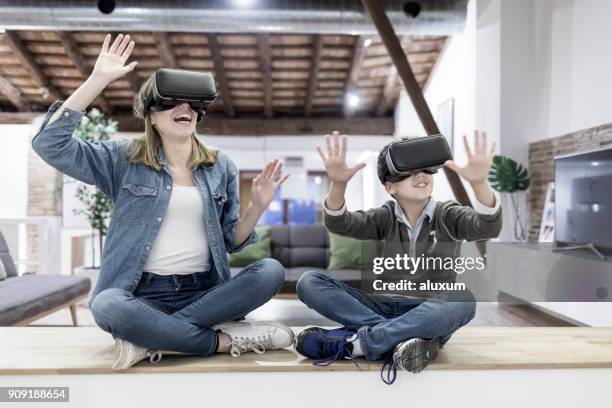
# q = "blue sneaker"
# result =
<box><xmin>295</xmin><ymin>327</ymin><xmax>357</xmax><ymax>365</ymax></box>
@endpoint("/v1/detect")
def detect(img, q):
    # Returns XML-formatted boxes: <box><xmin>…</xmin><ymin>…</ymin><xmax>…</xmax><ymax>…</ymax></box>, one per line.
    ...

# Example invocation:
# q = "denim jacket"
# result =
<box><xmin>31</xmin><ymin>101</ymin><xmax>258</xmax><ymax>303</ymax></box>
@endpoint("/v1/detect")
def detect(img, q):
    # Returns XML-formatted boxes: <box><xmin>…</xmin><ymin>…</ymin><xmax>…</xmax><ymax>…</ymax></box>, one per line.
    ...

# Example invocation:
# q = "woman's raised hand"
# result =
<box><xmin>90</xmin><ymin>34</ymin><xmax>138</xmax><ymax>85</ymax></box>
<box><xmin>316</xmin><ymin>131</ymin><xmax>366</xmax><ymax>184</ymax></box>
<box><xmin>250</xmin><ymin>159</ymin><xmax>290</xmax><ymax>211</ymax></box>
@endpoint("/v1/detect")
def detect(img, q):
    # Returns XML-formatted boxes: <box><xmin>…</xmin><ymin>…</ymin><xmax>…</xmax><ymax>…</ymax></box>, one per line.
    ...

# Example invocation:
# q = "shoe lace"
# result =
<box><xmin>149</xmin><ymin>351</ymin><xmax>162</xmax><ymax>363</ymax></box>
<box><xmin>229</xmin><ymin>334</ymin><xmax>272</xmax><ymax>357</ymax></box>
<box><xmin>313</xmin><ymin>335</ymin><xmax>365</xmax><ymax>373</ymax></box>
<box><xmin>381</xmin><ymin>354</ymin><xmax>397</xmax><ymax>385</ymax></box>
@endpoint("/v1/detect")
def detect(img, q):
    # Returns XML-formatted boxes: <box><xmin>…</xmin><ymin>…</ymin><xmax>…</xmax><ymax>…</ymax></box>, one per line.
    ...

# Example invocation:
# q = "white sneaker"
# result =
<box><xmin>112</xmin><ymin>337</ymin><xmax>162</xmax><ymax>370</ymax></box>
<box><xmin>392</xmin><ymin>338</ymin><xmax>440</xmax><ymax>373</ymax></box>
<box><xmin>214</xmin><ymin>321</ymin><xmax>295</xmax><ymax>357</ymax></box>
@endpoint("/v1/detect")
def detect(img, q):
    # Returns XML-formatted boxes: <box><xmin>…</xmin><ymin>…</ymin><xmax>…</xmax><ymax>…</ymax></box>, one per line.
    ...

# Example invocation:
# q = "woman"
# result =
<box><xmin>31</xmin><ymin>33</ymin><xmax>294</xmax><ymax>369</ymax></box>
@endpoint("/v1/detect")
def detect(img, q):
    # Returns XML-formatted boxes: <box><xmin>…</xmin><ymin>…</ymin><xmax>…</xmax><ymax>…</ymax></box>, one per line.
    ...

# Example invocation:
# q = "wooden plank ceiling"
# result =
<box><xmin>0</xmin><ymin>31</ymin><xmax>446</xmax><ymax>119</ymax></box>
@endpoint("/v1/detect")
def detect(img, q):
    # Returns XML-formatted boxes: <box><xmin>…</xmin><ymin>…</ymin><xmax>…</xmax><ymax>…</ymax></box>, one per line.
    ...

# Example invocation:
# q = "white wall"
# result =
<box><xmin>0</xmin><ymin>124</ymin><xmax>32</xmax><ymax>218</ymax></box>
<box><xmin>532</xmin><ymin>0</ymin><xmax>612</xmax><ymax>142</ymax></box>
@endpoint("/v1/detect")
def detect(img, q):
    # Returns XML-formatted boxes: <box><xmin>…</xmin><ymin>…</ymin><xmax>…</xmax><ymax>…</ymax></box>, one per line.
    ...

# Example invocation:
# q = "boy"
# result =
<box><xmin>295</xmin><ymin>130</ymin><xmax>502</xmax><ymax>383</ymax></box>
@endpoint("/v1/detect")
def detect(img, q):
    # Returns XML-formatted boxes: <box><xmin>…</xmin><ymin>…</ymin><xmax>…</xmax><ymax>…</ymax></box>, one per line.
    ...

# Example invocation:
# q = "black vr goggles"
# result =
<box><xmin>378</xmin><ymin>134</ymin><xmax>452</xmax><ymax>183</ymax></box>
<box><xmin>144</xmin><ymin>68</ymin><xmax>218</xmax><ymax>122</ymax></box>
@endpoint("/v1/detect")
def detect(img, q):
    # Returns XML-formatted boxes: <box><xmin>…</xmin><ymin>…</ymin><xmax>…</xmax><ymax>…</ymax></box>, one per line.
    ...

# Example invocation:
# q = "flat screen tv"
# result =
<box><xmin>555</xmin><ymin>146</ymin><xmax>612</xmax><ymax>250</ymax></box>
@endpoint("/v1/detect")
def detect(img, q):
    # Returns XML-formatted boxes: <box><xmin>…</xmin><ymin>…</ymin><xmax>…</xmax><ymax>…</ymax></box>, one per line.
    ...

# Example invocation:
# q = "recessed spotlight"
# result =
<box><xmin>233</xmin><ymin>0</ymin><xmax>256</xmax><ymax>7</ymax></box>
<box><xmin>363</xmin><ymin>38</ymin><xmax>372</xmax><ymax>47</ymax></box>
<box><xmin>347</xmin><ymin>94</ymin><xmax>360</xmax><ymax>108</ymax></box>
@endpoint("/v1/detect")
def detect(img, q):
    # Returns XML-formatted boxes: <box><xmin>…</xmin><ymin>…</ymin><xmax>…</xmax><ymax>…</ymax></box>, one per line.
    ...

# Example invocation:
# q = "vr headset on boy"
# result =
<box><xmin>143</xmin><ymin>68</ymin><xmax>217</xmax><ymax>122</ymax></box>
<box><xmin>378</xmin><ymin>134</ymin><xmax>452</xmax><ymax>183</ymax></box>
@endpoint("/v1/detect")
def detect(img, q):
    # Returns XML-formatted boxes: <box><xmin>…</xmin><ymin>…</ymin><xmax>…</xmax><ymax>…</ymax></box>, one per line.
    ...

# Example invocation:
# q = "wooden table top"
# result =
<box><xmin>1</xmin><ymin>327</ymin><xmax>612</xmax><ymax>375</ymax></box>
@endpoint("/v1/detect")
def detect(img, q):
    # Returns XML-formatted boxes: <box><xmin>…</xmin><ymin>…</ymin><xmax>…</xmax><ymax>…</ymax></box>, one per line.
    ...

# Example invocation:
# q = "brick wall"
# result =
<box><xmin>26</xmin><ymin>141</ymin><xmax>63</xmax><ymax>273</ymax></box>
<box><xmin>528</xmin><ymin>123</ymin><xmax>612</xmax><ymax>241</ymax></box>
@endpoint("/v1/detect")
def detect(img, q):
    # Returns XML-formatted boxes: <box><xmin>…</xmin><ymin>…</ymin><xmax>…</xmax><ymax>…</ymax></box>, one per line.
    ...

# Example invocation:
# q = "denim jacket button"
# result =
<box><xmin>63</xmin><ymin>112</ymin><xmax>69</xmax><ymax>117</ymax></box>
<box><xmin>156</xmin><ymin>217</ymin><xmax>162</xmax><ymax>222</ymax></box>
<box><xmin>166</xmin><ymin>185</ymin><xmax>172</xmax><ymax>190</ymax></box>
<box><xmin>145</xmin><ymin>245</ymin><xmax>151</xmax><ymax>251</ymax></box>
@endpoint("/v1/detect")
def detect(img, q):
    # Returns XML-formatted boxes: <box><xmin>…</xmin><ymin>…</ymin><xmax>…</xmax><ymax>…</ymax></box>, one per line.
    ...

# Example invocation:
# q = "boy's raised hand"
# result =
<box><xmin>91</xmin><ymin>33</ymin><xmax>138</xmax><ymax>85</ymax></box>
<box><xmin>316</xmin><ymin>131</ymin><xmax>366</xmax><ymax>183</ymax></box>
<box><xmin>444</xmin><ymin>130</ymin><xmax>496</xmax><ymax>184</ymax></box>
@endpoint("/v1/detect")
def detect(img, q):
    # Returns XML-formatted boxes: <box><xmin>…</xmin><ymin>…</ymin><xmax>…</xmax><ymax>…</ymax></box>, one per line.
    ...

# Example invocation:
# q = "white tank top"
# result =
<box><xmin>144</xmin><ymin>184</ymin><xmax>210</xmax><ymax>275</ymax></box>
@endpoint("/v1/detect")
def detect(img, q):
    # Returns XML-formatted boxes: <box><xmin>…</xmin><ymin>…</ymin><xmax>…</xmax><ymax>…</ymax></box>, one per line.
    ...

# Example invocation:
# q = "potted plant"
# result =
<box><xmin>488</xmin><ymin>155</ymin><xmax>530</xmax><ymax>241</ymax></box>
<box><xmin>70</xmin><ymin>108</ymin><xmax>117</xmax><ymax>301</ymax></box>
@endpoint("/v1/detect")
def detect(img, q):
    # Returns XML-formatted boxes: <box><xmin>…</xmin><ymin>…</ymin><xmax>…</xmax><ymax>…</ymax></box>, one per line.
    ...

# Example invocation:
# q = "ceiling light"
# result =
<box><xmin>347</xmin><ymin>94</ymin><xmax>360</xmax><ymax>108</ymax></box>
<box><xmin>233</xmin><ymin>0</ymin><xmax>256</xmax><ymax>7</ymax></box>
<box><xmin>363</xmin><ymin>38</ymin><xmax>372</xmax><ymax>47</ymax></box>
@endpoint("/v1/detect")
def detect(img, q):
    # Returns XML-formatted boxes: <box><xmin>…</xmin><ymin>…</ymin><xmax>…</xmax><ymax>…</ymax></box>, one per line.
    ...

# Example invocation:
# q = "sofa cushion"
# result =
<box><xmin>228</xmin><ymin>225</ymin><xmax>271</xmax><ymax>267</ymax></box>
<box><xmin>271</xmin><ymin>225</ymin><xmax>329</xmax><ymax>269</ymax></box>
<box><xmin>0</xmin><ymin>258</ymin><xmax>6</xmax><ymax>281</ymax></box>
<box><xmin>328</xmin><ymin>232</ymin><xmax>364</xmax><ymax>270</ymax></box>
<box><xmin>0</xmin><ymin>275</ymin><xmax>91</xmax><ymax>326</ymax></box>
<box><xmin>0</xmin><ymin>229</ymin><xmax>17</xmax><ymax>279</ymax></box>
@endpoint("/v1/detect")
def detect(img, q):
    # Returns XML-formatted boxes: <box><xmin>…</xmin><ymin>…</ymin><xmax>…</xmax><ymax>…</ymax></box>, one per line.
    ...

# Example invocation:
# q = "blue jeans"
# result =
<box><xmin>296</xmin><ymin>271</ymin><xmax>476</xmax><ymax>360</ymax></box>
<box><xmin>91</xmin><ymin>258</ymin><xmax>285</xmax><ymax>356</ymax></box>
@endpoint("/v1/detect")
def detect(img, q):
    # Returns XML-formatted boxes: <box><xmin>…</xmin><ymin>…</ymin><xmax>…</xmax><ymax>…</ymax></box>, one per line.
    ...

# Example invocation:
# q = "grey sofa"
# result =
<box><xmin>230</xmin><ymin>224</ymin><xmax>361</xmax><ymax>293</ymax></box>
<box><xmin>0</xmin><ymin>228</ymin><xmax>90</xmax><ymax>326</ymax></box>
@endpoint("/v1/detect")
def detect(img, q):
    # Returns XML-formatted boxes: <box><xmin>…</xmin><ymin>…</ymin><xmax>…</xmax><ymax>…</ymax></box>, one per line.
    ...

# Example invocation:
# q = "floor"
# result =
<box><xmin>1</xmin><ymin>326</ymin><xmax>610</xmax><ymax>375</ymax></box>
<box><xmin>32</xmin><ymin>297</ymin><xmax>573</xmax><ymax>328</ymax></box>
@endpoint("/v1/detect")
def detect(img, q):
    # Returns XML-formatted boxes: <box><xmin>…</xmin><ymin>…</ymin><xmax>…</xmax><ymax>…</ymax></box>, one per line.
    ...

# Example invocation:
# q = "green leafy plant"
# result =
<box><xmin>488</xmin><ymin>155</ymin><xmax>530</xmax><ymax>241</ymax></box>
<box><xmin>71</xmin><ymin>108</ymin><xmax>117</xmax><ymax>268</ymax></box>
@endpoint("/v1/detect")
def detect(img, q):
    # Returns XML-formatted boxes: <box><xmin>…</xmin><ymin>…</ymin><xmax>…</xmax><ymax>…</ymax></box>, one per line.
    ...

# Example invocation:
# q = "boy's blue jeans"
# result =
<box><xmin>91</xmin><ymin>258</ymin><xmax>285</xmax><ymax>356</ymax></box>
<box><xmin>296</xmin><ymin>271</ymin><xmax>476</xmax><ymax>360</ymax></box>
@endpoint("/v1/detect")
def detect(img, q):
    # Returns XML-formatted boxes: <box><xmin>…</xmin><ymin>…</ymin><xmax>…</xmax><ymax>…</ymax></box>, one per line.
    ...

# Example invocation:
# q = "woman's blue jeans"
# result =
<box><xmin>296</xmin><ymin>271</ymin><xmax>476</xmax><ymax>360</ymax></box>
<box><xmin>91</xmin><ymin>258</ymin><xmax>285</xmax><ymax>356</ymax></box>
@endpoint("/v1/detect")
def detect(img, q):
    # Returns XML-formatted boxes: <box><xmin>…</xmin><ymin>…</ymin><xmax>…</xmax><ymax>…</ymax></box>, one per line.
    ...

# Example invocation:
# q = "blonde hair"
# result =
<box><xmin>128</xmin><ymin>73</ymin><xmax>218</xmax><ymax>171</ymax></box>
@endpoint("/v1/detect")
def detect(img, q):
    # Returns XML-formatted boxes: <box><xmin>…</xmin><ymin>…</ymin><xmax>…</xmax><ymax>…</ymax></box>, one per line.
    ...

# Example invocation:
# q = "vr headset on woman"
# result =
<box><xmin>379</xmin><ymin>134</ymin><xmax>452</xmax><ymax>183</ymax></box>
<box><xmin>144</xmin><ymin>68</ymin><xmax>217</xmax><ymax>122</ymax></box>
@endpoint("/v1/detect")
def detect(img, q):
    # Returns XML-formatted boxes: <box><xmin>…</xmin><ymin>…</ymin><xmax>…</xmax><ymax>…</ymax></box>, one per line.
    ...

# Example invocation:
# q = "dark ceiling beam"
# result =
<box><xmin>0</xmin><ymin>112</ymin><xmax>393</xmax><ymax>135</ymax></box>
<box><xmin>304</xmin><ymin>34</ymin><xmax>323</xmax><ymax>118</ymax></box>
<box><xmin>57</xmin><ymin>31</ymin><xmax>113</xmax><ymax>115</ymax></box>
<box><xmin>207</xmin><ymin>34</ymin><xmax>235</xmax><ymax>118</ymax></box>
<box><xmin>377</xmin><ymin>37</ymin><xmax>410</xmax><ymax>116</ymax></box>
<box><xmin>152</xmin><ymin>32</ymin><xmax>178</xmax><ymax>68</ymax></box>
<box><xmin>256</xmin><ymin>33</ymin><xmax>274</xmax><ymax>118</ymax></box>
<box><xmin>0</xmin><ymin>74</ymin><xmax>31</xmax><ymax>112</ymax></box>
<box><xmin>361</xmin><ymin>0</ymin><xmax>484</xmax><ymax>256</ymax></box>
<box><xmin>376</xmin><ymin>65</ymin><xmax>397</xmax><ymax>116</ymax></box>
<box><xmin>343</xmin><ymin>35</ymin><xmax>367</xmax><ymax>118</ymax></box>
<box><xmin>3</xmin><ymin>31</ymin><xmax>62</xmax><ymax>102</ymax></box>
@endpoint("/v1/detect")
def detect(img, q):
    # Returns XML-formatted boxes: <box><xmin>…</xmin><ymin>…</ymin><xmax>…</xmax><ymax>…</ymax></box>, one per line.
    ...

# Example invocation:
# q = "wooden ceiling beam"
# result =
<box><xmin>304</xmin><ymin>34</ymin><xmax>323</xmax><ymax>118</ymax></box>
<box><xmin>343</xmin><ymin>35</ymin><xmax>367</xmax><ymax>118</ymax></box>
<box><xmin>3</xmin><ymin>31</ymin><xmax>62</xmax><ymax>102</ymax></box>
<box><xmin>376</xmin><ymin>37</ymin><xmax>411</xmax><ymax>116</ymax></box>
<box><xmin>126</xmin><ymin>70</ymin><xmax>144</xmax><ymax>93</ymax></box>
<box><xmin>0</xmin><ymin>74</ymin><xmax>31</xmax><ymax>112</ymax></box>
<box><xmin>376</xmin><ymin>65</ymin><xmax>397</xmax><ymax>117</ymax></box>
<box><xmin>152</xmin><ymin>33</ymin><xmax>178</xmax><ymax>68</ymax></box>
<box><xmin>0</xmin><ymin>112</ymin><xmax>394</xmax><ymax>135</ymax></box>
<box><xmin>207</xmin><ymin>34</ymin><xmax>235</xmax><ymax>118</ymax></box>
<box><xmin>57</xmin><ymin>31</ymin><xmax>113</xmax><ymax>114</ymax></box>
<box><xmin>257</xmin><ymin>33</ymin><xmax>274</xmax><ymax>118</ymax></box>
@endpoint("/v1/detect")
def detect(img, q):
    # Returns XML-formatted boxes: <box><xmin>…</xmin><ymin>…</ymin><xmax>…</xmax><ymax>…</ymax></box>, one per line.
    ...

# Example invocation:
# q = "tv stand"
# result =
<box><xmin>553</xmin><ymin>243</ymin><xmax>607</xmax><ymax>260</ymax></box>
